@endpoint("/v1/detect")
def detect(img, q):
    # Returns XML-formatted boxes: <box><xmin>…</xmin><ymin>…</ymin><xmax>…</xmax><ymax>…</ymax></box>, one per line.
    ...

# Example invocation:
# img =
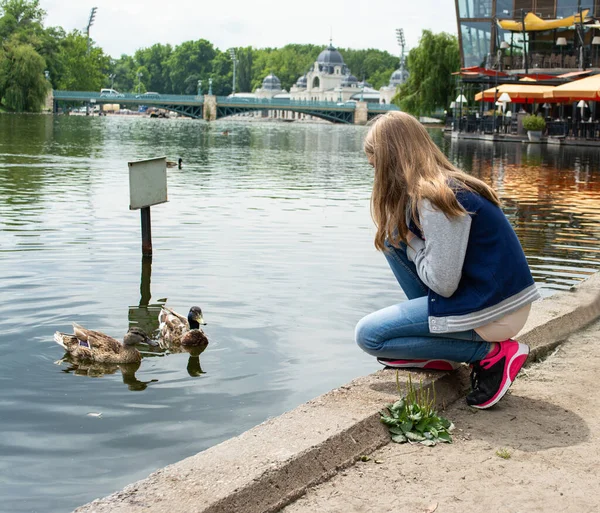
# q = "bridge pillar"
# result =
<box><xmin>203</xmin><ymin>95</ymin><xmax>216</xmax><ymax>121</ymax></box>
<box><xmin>354</xmin><ymin>101</ymin><xmax>368</xmax><ymax>125</ymax></box>
<box><xmin>44</xmin><ymin>89</ymin><xmax>54</xmax><ymax>113</ymax></box>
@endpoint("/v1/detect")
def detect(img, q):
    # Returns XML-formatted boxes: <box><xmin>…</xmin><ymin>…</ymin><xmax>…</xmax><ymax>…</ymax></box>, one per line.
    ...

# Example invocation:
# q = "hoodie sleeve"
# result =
<box><xmin>405</xmin><ymin>199</ymin><xmax>472</xmax><ymax>298</ymax></box>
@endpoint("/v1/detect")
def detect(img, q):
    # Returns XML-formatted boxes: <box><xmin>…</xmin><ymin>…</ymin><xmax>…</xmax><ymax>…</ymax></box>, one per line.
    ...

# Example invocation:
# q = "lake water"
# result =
<box><xmin>1</xmin><ymin>115</ymin><xmax>599</xmax><ymax>513</ymax></box>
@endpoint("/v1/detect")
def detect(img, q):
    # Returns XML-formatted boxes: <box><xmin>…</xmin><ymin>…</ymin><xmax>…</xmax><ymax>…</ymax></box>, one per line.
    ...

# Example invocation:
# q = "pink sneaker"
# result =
<box><xmin>377</xmin><ymin>357</ymin><xmax>460</xmax><ymax>371</ymax></box>
<box><xmin>466</xmin><ymin>340</ymin><xmax>530</xmax><ymax>409</ymax></box>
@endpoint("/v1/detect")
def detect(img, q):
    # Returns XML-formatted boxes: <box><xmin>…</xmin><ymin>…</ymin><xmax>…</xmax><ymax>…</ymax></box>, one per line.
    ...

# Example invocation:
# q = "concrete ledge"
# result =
<box><xmin>75</xmin><ymin>273</ymin><xmax>600</xmax><ymax>513</ymax></box>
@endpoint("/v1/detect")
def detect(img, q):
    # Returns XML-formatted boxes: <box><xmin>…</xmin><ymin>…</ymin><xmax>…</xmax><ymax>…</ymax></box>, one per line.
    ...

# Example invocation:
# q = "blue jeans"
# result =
<box><xmin>355</xmin><ymin>243</ymin><xmax>491</xmax><ymax>364</ymax></box>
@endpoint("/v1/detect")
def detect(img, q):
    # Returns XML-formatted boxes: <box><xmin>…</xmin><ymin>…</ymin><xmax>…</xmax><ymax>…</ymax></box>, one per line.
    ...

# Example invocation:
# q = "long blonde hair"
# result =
<box><xmin>364</xmin><ymin>111</ymin><xmax>500</xmax><ymax>251</ymax></box>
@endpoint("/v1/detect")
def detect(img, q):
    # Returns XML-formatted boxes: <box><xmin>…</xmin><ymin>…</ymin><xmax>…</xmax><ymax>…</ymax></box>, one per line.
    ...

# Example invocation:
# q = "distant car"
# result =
<box><xmin>100</xmin><ymin>88</ymin><xmax>124</xmax><ymax>97</ymax></box>
<box><xmin>135</xmin><ymin>92</ymin><xmax>160</xmax><ymax>99</ymax></box>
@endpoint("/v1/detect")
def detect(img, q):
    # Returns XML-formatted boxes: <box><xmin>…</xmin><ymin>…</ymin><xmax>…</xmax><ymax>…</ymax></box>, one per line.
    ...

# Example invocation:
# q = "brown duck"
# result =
<box><xmin>54</xmin><ymin>324</ymin><xmax>157</xmax><ymax>364</ymax></box>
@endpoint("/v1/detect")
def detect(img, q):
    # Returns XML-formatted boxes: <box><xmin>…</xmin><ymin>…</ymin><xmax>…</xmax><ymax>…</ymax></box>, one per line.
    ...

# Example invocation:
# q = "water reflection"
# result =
<box><xmin>128</xmin><ymin>255</ymin><xmax>209</xmax><ymax>377</ymax></box>
<box><xmin>444</xmin><ymin>138</ymin><xmax>600</xmax><ymax>293</ymax></box>
<box><xmin>58</xmin><ymin>358</ymin><xmax>158</xmax><ymax>391</ymax></box>
<box><xmin>128</xmin><ymin>256</ymin><xmax>164</xmax><ymax>336</ymax></box>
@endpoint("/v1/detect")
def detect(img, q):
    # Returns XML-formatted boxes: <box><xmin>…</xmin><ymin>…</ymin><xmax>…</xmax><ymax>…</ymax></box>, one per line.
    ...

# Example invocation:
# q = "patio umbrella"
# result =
<box><xmin>475</xmin><ymin>84</ymin><xmax>556</xmax><ymax>103</ymax></box>
<box><xmin>543</xmin><ymin>74</ymin><xmax>600</xmax><ymax>102</ymax></box>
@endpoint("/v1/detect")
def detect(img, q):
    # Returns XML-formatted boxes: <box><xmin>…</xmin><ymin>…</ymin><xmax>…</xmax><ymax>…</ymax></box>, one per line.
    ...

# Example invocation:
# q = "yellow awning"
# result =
<box><xmin>543</xmin><ymin>74</ymin><xmax>600</xmax><ymax>101</ymax></box>
<box><xmin>498</xmin><ymin>10</ymin><xmax>588</xmax><ymax>31</ymax></box>
<box><xmin>475</xmin><ymin>84</ymin><xmax>556</xmax><ymax>103</ymax></box>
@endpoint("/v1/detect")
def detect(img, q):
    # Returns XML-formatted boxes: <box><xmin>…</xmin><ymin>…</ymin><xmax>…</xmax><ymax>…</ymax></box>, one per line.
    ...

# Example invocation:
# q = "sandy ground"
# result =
<box><xmin>282</xmin><ymin>319</ymin><xmax>600</xmax><ymax>513</ymax></box>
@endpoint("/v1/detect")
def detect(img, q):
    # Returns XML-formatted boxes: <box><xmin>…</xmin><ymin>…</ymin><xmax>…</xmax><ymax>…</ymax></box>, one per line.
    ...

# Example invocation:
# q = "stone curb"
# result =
<box><xmin>75</xmin><ymin>273</ymin><xmax>600</xmax><ymax>513</ymax></box>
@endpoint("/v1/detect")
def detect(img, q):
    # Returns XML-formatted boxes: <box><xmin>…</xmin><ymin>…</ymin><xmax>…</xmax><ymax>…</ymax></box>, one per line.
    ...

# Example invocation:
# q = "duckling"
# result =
<box><xmin>158</xmin><ymin>306</ymin><xmax>208</xmax><ymax>348</ymax></box>
<box><xmin>54</xmin><ymin>324</ymin><xmax>158</xmax><ymax>364</ymax></box>
<box><xmin>166</xmin><ymin>158</ymin><xmax>183</xmax><ymax>169</ymax></box>
<box><xmin>222</xmin><ymin>130</ymin><xmax>229</xmax><ymax>136</ymax></box>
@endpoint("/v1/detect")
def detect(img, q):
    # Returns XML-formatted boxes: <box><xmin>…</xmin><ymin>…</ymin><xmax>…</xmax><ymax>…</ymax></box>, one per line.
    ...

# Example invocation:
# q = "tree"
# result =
<box><xmin>53</xmin><ymin>30</ymin><xmax>108</xmax><ymax>91</ymax></box>
<box><xmin>236</xmin><ymin>46</ymin><xmax>252</xmax><ymax>93</ymax></box>
<box><xmin>109</xmin><ymin>54</ymin><xmax>136</xmax><ymax>92</ymax></box>
<box><xmin>134</xmin><ymin>43</ymin><xmax>172</xmax><ymax>93</ymax></box>
<box><xmin>0</xmin><ymin>40</ymin><xmax>48</xmax><ymax>110</ymax></box>
<box><xmin>395</xmin><ymin>30</ymin><xmax>460</xmax><ymax>116</ymax></box>
<box><xmin>0</xmin><ymin>0</ymin><xmax>45</xmax><ymax>40</ymax></box>
<box><xmin>168</xmin><ymin>39</ymin><xmax>216</xmax><ymax>94</ymax></box>
<box><xmin>340</xmin><ymin>48</ymin><xmax>398</xmax><ymax>89</ymax></box>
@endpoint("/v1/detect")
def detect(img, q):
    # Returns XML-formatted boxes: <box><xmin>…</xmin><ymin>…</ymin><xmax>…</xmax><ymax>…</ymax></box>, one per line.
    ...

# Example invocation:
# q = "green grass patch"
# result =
<box><xmin>496</xmin><ymin>448</ymin><xmax>512</xmax><ymax>459</ymax></box>
<box><xmin>380</xmin><ymin>373</ymin><xmax>454</xmax><ymax>447</ymax></box>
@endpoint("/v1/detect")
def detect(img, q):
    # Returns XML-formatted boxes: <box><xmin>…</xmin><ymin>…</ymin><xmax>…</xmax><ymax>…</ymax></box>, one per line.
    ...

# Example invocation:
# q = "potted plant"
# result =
<box><xmin>523</xmin><ymin>114</ymin><xmax>546</xmax><ymax>142</ymax></box>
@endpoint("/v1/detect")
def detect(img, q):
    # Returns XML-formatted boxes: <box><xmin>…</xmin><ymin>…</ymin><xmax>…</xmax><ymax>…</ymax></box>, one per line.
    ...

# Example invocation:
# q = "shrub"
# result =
<box><xmin>523</xmin><ymin>114</ymin><xmax>546</xmax><ymax>132</ymax></box>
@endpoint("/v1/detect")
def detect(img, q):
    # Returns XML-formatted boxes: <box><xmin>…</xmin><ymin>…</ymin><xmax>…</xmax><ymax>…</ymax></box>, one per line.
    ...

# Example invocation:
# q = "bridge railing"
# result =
<box><xmin>367</xmin><ymin>103</ymin><xmax>400</xmax><ymax>112</ymax></box>
<box><xmin>215</xmin><ymin>96</ymin><xmax>359</xmax><ymax>110</ymax></box>
<box><xmin>53</xmin><ymin>91</ymin><xmax>203</xmax><ymax>103</ymax></box>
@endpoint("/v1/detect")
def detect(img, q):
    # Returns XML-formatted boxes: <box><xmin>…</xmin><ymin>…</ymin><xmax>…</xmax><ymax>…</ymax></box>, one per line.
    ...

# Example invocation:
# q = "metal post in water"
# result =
<box><xmin>141</xmin><ymin>206</ymin><xmax>152</xmax><ymax>257</ymax></box>
<box><xmin>129</xmin><ymin>156</ymin><xmax>167</xmax><ymax>257</ymax></box>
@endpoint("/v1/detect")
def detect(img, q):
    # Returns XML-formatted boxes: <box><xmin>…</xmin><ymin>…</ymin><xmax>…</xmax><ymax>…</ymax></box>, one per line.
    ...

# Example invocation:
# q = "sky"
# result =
<box><xmin>39</xmin><ymin>0</ymin><xmax>458</xmax><ymax>58</ymax></box>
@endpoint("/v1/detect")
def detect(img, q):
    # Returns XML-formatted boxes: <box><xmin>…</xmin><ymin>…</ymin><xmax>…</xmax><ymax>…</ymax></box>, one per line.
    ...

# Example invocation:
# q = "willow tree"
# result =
<box><xmin>395</xmin><ymin>30</ymin><xmax>460</xmax><ymax>116</ymax></box>
<box><xmin>0</xmin><ymin>41</ymin><xmax>48</xmax><ymax>111</ymax></box>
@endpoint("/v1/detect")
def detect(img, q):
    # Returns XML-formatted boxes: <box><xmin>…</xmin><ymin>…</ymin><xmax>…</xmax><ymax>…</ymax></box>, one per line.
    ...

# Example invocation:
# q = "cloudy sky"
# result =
<box><xmin>39</xmin><ymin>0</ymin><xmax>458</xmax><ymax>58</ymax></box>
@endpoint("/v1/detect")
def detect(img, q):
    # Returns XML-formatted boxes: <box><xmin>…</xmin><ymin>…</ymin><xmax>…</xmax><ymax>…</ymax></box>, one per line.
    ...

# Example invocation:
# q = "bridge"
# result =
<box><xmin>51</xmin><ymin>91</ymin><xmax>399</xmax><ymax>125</ymax></box>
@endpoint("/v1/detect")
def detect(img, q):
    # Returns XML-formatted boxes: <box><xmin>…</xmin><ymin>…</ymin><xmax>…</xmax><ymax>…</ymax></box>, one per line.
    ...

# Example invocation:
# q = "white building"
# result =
<box><xmin>290</xmin><ymin>44</ymin><xmax>362</xmax><ymax>103</ymax></box>
<box><xmin>379</xmin><ymin>66</ymin><xmax>408</xmax><ymax>104</ymax></box>
<box><xmin>254</xmin><ymin>73</ymin><xmax>288</xmax><ymax>99</ymax></box>
<box><xmin>227</xmin><ymin>44</ymin><xmax>407</xmax><ymax>120</ymax></box>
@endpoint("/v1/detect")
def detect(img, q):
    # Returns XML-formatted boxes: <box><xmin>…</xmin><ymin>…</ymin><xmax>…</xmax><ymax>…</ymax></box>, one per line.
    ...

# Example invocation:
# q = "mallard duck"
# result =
<box><xmin>166</xmin><ymin>158</ymin><xmax>183</xmax><ymax>169</ymax></box>
<box><xmin>158</xmin><ymin>306</ymin><xmax>208</xmax><ymax>348</ymax></box>
<box><xmin>54</xmin><ymin>324</ymin><xmax>158</xmax><ymax>364</ymax></box>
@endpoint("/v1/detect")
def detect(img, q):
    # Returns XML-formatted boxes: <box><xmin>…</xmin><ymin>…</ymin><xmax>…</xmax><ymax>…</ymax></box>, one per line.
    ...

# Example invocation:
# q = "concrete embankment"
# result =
<box><xmin>75</xmin><ymin>273</ymin><xmax>600</xmax><ymax>513</ymax></box>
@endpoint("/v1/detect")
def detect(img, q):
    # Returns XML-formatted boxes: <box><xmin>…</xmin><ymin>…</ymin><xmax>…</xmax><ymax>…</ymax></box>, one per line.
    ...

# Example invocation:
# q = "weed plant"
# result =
<box><xmin>380</xmin><ymin>373</ymin><xmax>454</xmax><ymax>446</ymax></box>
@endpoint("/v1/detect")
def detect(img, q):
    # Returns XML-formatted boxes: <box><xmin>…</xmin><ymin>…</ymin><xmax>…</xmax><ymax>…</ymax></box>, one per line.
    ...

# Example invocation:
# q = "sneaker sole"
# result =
<box><xmin>471</xmin><ymin>343</ymin><xmax>530</xmax><ymax>410</ymax></box>
<box><xmin>377</xmin><ymin>358</ymin><xmax>459</xmax><ymax>371</ymax></box>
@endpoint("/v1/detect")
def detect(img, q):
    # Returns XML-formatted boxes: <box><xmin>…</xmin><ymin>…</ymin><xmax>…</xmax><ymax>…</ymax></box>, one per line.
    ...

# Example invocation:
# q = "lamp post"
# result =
<box><xmin>556</xmin><ymin>37</ymin><xmax>568</xmax><ymax>68</ymax></box>
<box><xmin>86</xmin><ymin>7</ymin><xmax>97</xmax><ymax>54</ymax></box>
<box><xmin>208</xmin><ymin>78</ymin><xmax>213</xmax><ymax>95</ymax></box>
<box><xmin>229</xmin><ymin>48</ymin><xmax>238</xmax><ymax>96</ymax></box>
<box><xmin>499</xmin><ymin>41</ymin><xmax>509</xmax><ymax>71</ymax></box>
<box><xmin>396</xmin><ymin>28</ymin><xmax>406</xmax><ymax>85</ymax></box>
<box><xmin>197</xmin><ymin>79</ymin><xmax>202</xmax><ymax>96</ymax></box>
<box><xmin>520</xmin><ymin>9</ymin><xmax>529</xmax><ymax>73</ymax></box>
<box><xmin>137</xmin><ymin>72</ymin><xmax>142</xmax><ymax>94</ymax></box>
<box><xmin>109</xmin><ymin>73</ymin><xmax>115</xmax><ymax>90</ymax></box>
<box><xmin>455</xmin><ymin>93</ymin><xmax>467</xmax><ymax>131</ymax></box>
<box><xmin>498</xmin><ymin>92</ymin><xmax>512</xmax><ymax>133</ymax></box>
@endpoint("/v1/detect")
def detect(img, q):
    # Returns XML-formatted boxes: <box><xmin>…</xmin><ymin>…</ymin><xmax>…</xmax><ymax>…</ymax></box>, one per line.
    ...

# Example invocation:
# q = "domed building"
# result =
<box><xmin>290</xmin><ymin>42</ymin><xmax>363</xmax><ymax>103</ymax></box>
<box><xmin>255</xmin><ymin>72</ymin><xmax>287</xmax><ymax>99</ymax></box>
<box><xmin>379</xmin><ymin>64</ymin><xmax>408</xmax><ymax>104</ymax></box>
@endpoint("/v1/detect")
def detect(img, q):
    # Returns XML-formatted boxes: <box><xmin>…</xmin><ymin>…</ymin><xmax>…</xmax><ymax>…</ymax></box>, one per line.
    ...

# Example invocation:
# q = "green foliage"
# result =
<box><xmin>53</xmin><ymin>31</ymin><xmax>109</xmax><ymax>91</ymax></box>
<box><xmin>380</xmin><ymin>374</ymin><xmax>454</xmax><ymax>447</ymax></box>
<box><xmin>396</xmin><ymin>30</ymin><xmax>460</xmax><ymax>116</ymax></box>
<box><xmin>522</xmin><ymin>114</ymin><xmax>546</xmax><ymax>131</ymax></box>
<box><xmin>339</xmin><ymin>47</ymin><xmax>398</xmax><ymax>89</ymax></box>
<box><xmin>250</xmin><ymin>44</ymin><xmax>321</xmax><ymax>92</ymax></box>
<box><xmin>0</xmin><ymin>40</ymin><xmax>48</xmax><ymax>110</ymax></box>
<box><xmin>236</xmin><ymin>46</ymin><xmax>253</xmax><ymax>93</ymax></box>
<box><xmin>496</xmin><ymin>448</ymin><xmax>512</xmax><ymax>459</ymax></box>
<box><xmin>134</xmin><ymin>43</ymin><xmax>173</xmax><ymax>93</ymax></box>
<box><xmin>168</xmin><ymin>39</ymin><xmax>217</xmax><ymax>94</ymax></box>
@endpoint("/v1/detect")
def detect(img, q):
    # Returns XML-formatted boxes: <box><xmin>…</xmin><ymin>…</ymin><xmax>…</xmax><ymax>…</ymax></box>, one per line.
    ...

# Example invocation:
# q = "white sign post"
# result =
<box><xmin>128</xmin><ymin>156</ymin><xmax>168</xmax><ymax>256</ymax></box>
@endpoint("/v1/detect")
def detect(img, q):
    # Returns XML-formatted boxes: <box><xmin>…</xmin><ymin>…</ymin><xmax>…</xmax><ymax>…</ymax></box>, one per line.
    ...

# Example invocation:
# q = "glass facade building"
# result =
<box><xmin>455</xmin><ymin>0</ymin><xmax>600</xmax><ymax>69</ymax></box>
